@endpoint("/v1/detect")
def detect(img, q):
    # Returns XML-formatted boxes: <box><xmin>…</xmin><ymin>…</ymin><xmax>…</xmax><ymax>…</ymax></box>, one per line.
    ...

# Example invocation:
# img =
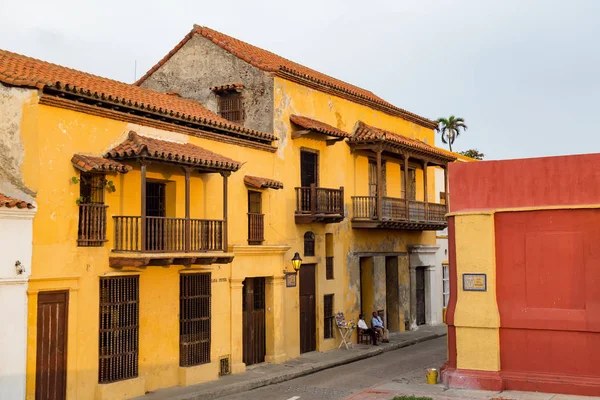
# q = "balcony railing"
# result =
<box><xmin>295</xmin><ymin>185</ymin><xmax>344</xmax><ymax>223</ymax></box>
<box><xmin>247</xmin><ymin>212</ymin><xmax>264</xmax><ymax>244</ymax></box>
<box><xmin>113</xmin><ymin>216</ymin><xmax>225</xmax><ymax>252</ymax></box>
<box><xmin>352</xmin><ymin>196</ymin><xmax>447</xmax><ymax>229</ymax></box>
<box><xmin>78</xmin><ymin>204</ymin><xmax>108</xmax><ymax>247</ymax></box>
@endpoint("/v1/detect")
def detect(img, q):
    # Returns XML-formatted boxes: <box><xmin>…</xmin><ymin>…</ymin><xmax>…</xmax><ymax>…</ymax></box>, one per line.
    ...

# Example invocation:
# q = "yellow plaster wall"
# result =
<box><xmin>453</xmin><ymin>213</ymin><xmax>500</xmax><ymax>371</ymax></box>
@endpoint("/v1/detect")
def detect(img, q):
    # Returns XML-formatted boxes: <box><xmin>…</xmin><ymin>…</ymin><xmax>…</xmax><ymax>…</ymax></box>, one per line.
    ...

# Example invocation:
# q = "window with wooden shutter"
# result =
<box><xmin>325</xmin><ymin>233</ymin><xmax>334</xmax><ymax>280</ymax></box>
<box><xmin>368</xmin><ymin>160</ymin><xmax>386</xmax><ymax>197</ymax></box>
<box><xmin>304</xmin><ymin>231</ymin><xmax>315</xmax><ymax>257</ymax></box>
<box><xmin>218</xmin><ymin>92</ymin><xmax>243</xmax><ymax>124</ymax></box>
<box><xmin>99</xmin><ymin>276</ymin><xmax>139</xmax><ymax>383</ymax></box>
<box><xmin>324</xmin><ymin>294</ymin><xmax>334</xmax><ymax>339</ymax></box>
<box><xmin>180</xmin><ymin>273</ymin><xmax>211</xmax><ymax>367</ymax></box>
<box><xmin>248</xmin><ymin>191</ymin><xmax>264</xmax><ymax>244</ymax></box>
<box><xmin>78</xmin><ymin>173</ymin><xmax>108</xmax><ymax>247</ymax></box>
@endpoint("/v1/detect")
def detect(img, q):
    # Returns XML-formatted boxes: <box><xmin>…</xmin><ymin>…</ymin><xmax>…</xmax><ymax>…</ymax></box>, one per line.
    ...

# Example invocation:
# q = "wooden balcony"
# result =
<box><xmin>295</xmin><ymin>185</ymin><xmax>345</xmax><ymax>224</ymax></box>
<box><xmin>110</xmin><ymin>216</ymin><xmax>232</xmax><ymax>267</ymax></box>
<box><xmin>351</xmin><ymin>196</ymin><xmax>447</xmax><ymax>230</ymax></box>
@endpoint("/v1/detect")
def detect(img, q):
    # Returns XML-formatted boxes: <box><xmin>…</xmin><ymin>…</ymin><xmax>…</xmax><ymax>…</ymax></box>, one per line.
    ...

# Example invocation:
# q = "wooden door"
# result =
<box><xmin>416</xmin><ymin>268</ymin><xmax>426</xmax><ymax>325</ymax></box>
<box><xmin>300</xmin><ymin>151</ymin><xmax>318</xmax><ymax>187</ymax></box>
<box><xmin>299</xmin><ymin>264</ymin><xmax>316</xmax><ymax>353</ymax></box>
<box><xmin>242</xmin><ymin>278</ymin><xmax>266</xmax><ymax>366</ymax></box>
<box><xmin>146</xmin><ymin>181</ymin><xmax>166</xmax><ymax>251</ymax></box>
<box><xmin>36</xmin><ymin>291</ymin><xmax>68</xmax><ymax>400</ymax></box>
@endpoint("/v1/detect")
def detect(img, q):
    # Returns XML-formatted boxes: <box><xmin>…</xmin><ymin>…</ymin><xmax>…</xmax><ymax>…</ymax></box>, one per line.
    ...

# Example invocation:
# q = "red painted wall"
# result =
<box><xmin>496</xmin><ymin>209</ymin><xmax>600</xmax><ymax>387</ymax></box>
<box><xmin>449</xmin><ymin>153</ymin><xmax>600</xmax><ymax>212</ymax></box>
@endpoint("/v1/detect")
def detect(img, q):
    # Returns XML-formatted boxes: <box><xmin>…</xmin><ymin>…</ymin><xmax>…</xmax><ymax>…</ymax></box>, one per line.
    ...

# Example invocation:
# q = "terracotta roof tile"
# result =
<box><xmin>105</xmin><ymin>131</ymin><xmax>241</xmax><ymax>172</ymax></box>
<box><xmin>71</xmin><ymin>154</ymin><xmax>132</xmax><ymax>173</ymax></box>
<box><xmin>0</xmin><ymin>49</ymin><xmax>275</xmax><ymax>143</ymax></box>
<box><xmin>211</xmin><ymin>83</ymin><xmax>244</xmax><ymax>92</ymax></box>
<box><xmin>136</xmin><ymin>26</ymin><xmax>437</xmax><ymax>129</ymax></box>
<box><xmin>290</xmin><ymin>115</ymin><xmax>350</xmax><ymax>138</ymax></box>
<box><xmin>244</xmin><ymin>175</ymin><xmax>283</xmax><ymax>190</ymax></box>
<box><xmin>0</xmin><ymin>193</ymin><xmax>34</xmax><ymax>209</ymax></box>
<box><xmin>350</xmin><ymin>121</ymin><xmax>456</xmax><ymax>161</ymax></box>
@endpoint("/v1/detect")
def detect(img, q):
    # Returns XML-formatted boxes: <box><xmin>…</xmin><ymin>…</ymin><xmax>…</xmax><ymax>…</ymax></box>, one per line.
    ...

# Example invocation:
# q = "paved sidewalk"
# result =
<box><xmin>344</xmin><ymin>382</ymin><xmax>599</xmax><ymax>400</ymax></box>
<box><xmin>137</xmin><ymin>325</ymin><xmax>446</xmax><ymax>400</ymax></box>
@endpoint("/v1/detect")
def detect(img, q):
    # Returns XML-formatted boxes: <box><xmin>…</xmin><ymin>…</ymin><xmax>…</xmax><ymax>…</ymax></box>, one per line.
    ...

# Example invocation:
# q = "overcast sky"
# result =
<box><xmin>1</xmin><ymin>0</ymin><xmax>598</xmax><ymax>160</ymax></box>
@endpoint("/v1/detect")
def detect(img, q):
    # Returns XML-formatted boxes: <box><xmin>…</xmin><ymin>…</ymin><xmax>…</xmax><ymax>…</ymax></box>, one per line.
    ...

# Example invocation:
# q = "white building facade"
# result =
<box><xmin>0</xmin><ymin>193</ymin><xmax>35</xmax><ymax>400</ymax></box>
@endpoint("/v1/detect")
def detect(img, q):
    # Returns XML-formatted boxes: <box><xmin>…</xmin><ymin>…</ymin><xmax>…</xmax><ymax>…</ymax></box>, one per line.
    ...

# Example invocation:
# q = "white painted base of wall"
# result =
<box><xmin>0</xmin><ymin>207</ymin><xmax>35</xmax><ymax>400</ymax></box>
<box><xmin>0</xmin><ymin>279</ymin><xmax>28</xmax><ymax>400</ymax></box>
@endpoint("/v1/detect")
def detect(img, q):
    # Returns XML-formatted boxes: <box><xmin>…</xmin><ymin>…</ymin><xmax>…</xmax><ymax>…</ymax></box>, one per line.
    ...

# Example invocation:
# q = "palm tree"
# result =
<box><xmin>436</xmin><ymin>116</ymin><xmax>467</xmax><ymax>152</ymax></box>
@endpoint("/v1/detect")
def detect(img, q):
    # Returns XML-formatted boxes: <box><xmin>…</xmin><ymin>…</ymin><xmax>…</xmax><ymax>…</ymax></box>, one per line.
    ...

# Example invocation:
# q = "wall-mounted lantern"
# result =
<box><xmin>283</xmin><ymin>252</ymin><xmax>303</xmax><ymax>288</ymax></box>
<box><xmin>291</xmin><ymin>252</ymin><xmax>302</xmax><ymax>273</ymax></box>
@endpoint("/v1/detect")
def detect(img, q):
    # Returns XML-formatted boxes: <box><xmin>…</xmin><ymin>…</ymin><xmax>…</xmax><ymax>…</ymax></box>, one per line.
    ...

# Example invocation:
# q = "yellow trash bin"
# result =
<box><xmin>426</xmin><ymin>368</ymin><xmax>438</xmax><ymax>384</ymax></box>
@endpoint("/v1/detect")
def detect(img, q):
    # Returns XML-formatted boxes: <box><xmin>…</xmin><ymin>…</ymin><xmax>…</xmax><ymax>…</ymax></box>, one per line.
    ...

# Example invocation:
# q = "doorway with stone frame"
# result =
<box><xmin>408</xmin><ymin>245</ymin><xmax>442</xmax><ymax>329</ymax></box>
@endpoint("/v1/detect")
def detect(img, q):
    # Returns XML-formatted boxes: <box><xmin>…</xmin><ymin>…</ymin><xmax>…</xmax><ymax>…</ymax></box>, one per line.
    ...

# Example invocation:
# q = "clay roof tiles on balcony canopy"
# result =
<box><xmin>0</xmin><ymin>49</ymin><xmax>275</xmax><ymax>144</ymax></box>
<box><xmin>244</xmin><ymin>175</ymin><xmax>283</xmax><ymax>190</ymax></box>
<box><xmin>0</xmin><ymin>193</ymin><xmax>34</xmax><ymax>209</ymax></box>
<box><xmin>350</xmin><ymin>121</ymin><xmax>456</xmax><ymax>163</ymax></box>
<box><xmin>136</xmin><ymin>25</ymin><xmax>437</xmax><ymax>130</ymax></box>
<box><xmin>71</xmin><ymin>154</ymin><xmax>132</xmax><ymax>174</ymax></box>
<box><xmin>105</xmin><ymin>131</ymin><xmax>242</xmax><ymax>172</ymax></box>
<box><xmin>290</xmin><ymin>115</ymin><xmax>350</xmax><ymax>138</ymax></box>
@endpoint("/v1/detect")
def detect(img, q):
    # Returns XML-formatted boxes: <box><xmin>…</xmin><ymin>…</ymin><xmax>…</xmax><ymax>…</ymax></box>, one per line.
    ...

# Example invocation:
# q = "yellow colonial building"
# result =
<box><xmin>0</xmin><ymin>25</ymin><xmax>454</xmax><ymax>400</ymax></box>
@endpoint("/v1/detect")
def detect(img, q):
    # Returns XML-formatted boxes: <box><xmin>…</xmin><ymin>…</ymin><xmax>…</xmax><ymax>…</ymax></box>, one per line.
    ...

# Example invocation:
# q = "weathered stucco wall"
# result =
<box><xmin>139</xmin><ymin>35</ymin><xmax>274</xmax><ymax>134</ymax></box>
<box><xmin>0</xmin><ymin>84</ymin><xmax>38</xmax><ymax>198</ymax></box>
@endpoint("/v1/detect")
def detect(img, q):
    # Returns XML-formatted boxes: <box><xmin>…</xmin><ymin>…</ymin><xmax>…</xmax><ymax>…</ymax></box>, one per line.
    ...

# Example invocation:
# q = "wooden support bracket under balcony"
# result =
<box><xmin>109</xmin><ymin>252</ymin><xmax>234</xmax><ymax>268</ymax></box>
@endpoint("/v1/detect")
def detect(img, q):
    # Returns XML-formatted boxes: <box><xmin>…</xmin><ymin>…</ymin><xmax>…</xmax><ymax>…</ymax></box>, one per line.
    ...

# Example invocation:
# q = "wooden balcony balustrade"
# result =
<box><xmin>295</xmin><ymin>184</ymin><xmax>345</xmax><ymax>223</ymax></box>
<box><xmin>113</xmin><ymin>216</ymin><xmax>225</xmax><ymax>252</ymax></box>
<box><xmin>77</xmin><ymin>203</ymin><xmax>108</xmax><ymax>246</ymax></box>
<box><xmin>247</xmin><ymin>212</ymin><xmax>264</xmax><ymax>244</ymax></box>
<box><xmin>351</xmin><ymin>196</ymin><xmax>448</xmax><ymax>230</ymax></box>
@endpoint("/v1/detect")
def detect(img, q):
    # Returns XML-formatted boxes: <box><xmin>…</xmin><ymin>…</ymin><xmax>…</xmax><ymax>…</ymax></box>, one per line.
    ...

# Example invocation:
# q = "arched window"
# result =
<box><xmin>304</xmin><ymin>231</ymin><xmax>315</xmax><ymax>257</ymax></box>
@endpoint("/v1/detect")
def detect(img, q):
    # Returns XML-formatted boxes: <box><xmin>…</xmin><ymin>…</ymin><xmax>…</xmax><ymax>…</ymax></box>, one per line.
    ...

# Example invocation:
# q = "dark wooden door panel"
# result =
<box><xmin>416</xmin><ymin>268</ymin><xmax>426</xmax><ymax>325</ymax></box>
<box><xmin>36</xmin><ymin>291</ymin><xmax>68</xmax><ymax>400</ymax></box>
<box><xmin>242</xmin><ymin>278</ymin><xmax>266</xmax><ymax>366</ymax></box>
<box><xmin>299</xmin><ymin>264</ymin><xmax>316</xmax><ymax>353</ymax></box>
<box><xmin>301</xmin><ymin>151</ymin><xmax>318</xmax><ymax>187</ymax></box>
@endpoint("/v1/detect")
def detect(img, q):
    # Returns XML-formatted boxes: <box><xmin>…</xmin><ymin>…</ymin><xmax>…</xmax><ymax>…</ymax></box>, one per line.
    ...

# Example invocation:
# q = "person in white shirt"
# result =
<box><xmin>357</xmin><ymin>314</ymin><xmax>377</xmax><ymax>345</ymax></box>
<box><xmin>371</xmin><ymin>311</ymin><xmax>389</xmax><ymax>343</ymax></box>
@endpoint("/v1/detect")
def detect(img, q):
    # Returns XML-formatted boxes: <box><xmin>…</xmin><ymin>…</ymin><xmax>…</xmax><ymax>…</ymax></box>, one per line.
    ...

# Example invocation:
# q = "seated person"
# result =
<box><xmin>357</xmin><ymin>313</ymin><xmax>377</xmax><ymax>345</ymax></box>
<box><xmin>371</xmin><ymin>311</ymin><xmax>389</xmax><ymax>343</ymax></box>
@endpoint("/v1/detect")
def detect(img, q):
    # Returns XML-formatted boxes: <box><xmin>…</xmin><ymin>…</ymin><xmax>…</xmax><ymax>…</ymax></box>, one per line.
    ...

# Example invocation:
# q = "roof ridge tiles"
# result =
<box><xmin>0</xmin><ymin>48</ymin><xmax>275</xmax><ymax>144</ymax></box>
<box><xmin>135</xmin><ymin>25</ymin><xmax>437</xmax><ymax>129</ymax></box>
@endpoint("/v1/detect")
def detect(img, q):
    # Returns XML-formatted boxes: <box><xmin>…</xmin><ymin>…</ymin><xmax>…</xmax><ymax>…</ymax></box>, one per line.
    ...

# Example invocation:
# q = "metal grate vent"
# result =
<box><xmin>99</xmin><ymin>275</ymin><xmax>139</xmax><ymax>383</ymax></box>
<box><xmin>180</xmin><ymin>273</ymin><xmax>211</xmax><ymax>367</ymax></box>
<box><xmin>219</xmin><ymin>355</ymin><xmax>231</xmax><ymax>376</ymax></box>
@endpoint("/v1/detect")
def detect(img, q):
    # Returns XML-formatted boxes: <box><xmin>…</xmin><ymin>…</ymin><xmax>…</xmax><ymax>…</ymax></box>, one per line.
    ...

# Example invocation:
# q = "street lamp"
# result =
<box><xmin>291</xmin><ymin>252</ymin><xmax>302</xmax><ymax>273</ymax></box>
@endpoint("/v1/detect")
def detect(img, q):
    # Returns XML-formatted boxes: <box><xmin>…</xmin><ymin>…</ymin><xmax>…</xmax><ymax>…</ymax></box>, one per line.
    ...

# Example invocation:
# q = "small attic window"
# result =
<box><xmin>217</xmin><ymin>92</ymin><xmax>243</xmax><ymax>124</ymax></box>
<box><xmin>211</xmin><ymin>84</ymin><xmax>244</xmax><ymax>125</ymax></box>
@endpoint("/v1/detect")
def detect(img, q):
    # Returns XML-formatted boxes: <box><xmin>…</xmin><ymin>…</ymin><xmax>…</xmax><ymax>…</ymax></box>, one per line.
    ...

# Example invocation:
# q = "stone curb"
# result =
<box><xmin>169</xmin><ymin>331</ymin><xmax>447</xmax><ymax>400</ymax></box>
